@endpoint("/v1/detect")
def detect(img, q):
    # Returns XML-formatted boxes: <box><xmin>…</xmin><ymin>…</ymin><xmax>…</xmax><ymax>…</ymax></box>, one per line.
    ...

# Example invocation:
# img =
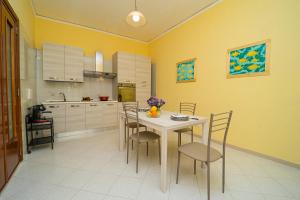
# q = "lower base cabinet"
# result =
<box><xmin>44</xmin><ymin>102</ymin><xmax>118</xmax><ymax>134</ymax></box>
<box><xmin>66</xmin><ymin>104</ymin><xmax>86</xmax><ymax>131</ymax></box>
<box><xmin>45</xmin><ymin>104</ymin><xmax>66</xmax><ymax>133</ymax></box>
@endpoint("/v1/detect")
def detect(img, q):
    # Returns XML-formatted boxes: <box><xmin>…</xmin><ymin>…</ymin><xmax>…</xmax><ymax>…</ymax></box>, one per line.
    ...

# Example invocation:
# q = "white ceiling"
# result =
<box><xmin>32</xmin><ymin>0</ymin><xmax>220</xmax><ymax>42</ymax></box>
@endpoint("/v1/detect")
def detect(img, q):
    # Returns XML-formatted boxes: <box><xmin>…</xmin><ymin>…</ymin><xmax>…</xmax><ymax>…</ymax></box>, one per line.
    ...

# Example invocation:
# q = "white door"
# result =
<box><xmin>43</xmin><ymin>43</ymin><xmax>65</xmax><ymax>81</ymax></box>
<box><xmin>66</xmin><ymin>104</ymin><xmax>85</xmax><ymax>131</ymax></box>
<box><xmin>135</xmin><ymin>55</ymin><xmax>151</xmax><ymax>107</ymax></box>
<box><xmin>45</xmin><ymin>104</ymin><xmax>66</xmax><ymax>133</ymax></box>
<box><xmin>85</xmin><ymin>103</ymin><xmax>103</xmax><ymax>129</ymax></box>
<box><xmin>65</xmin><ymin>46</ymin><xmax>84</xmax><ymax>82</ymax></box>
<box><xmin>117</xmin><ymin>52</ymin><xmax>135</xmax><ymax>83</ymax></box>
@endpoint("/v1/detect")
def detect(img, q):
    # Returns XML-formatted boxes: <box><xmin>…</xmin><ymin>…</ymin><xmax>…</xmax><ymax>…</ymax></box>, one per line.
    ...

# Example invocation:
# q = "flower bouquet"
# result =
<box><xmin>146</xmin><ymin>96</ymin><xmax>166</xmax><ymax>118</ymax></box>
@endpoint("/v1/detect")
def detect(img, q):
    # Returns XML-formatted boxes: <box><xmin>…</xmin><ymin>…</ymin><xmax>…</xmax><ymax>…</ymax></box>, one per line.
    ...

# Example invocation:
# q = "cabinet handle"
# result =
<box><xmin>49</xmin><ymin>105</ymin><xmax>59</xmax><ymax>108</ymax></box>
<box><xmin>90</xmin><ymin>104</ymin><xmax>97</xmax><ymax>106</ymax></box>
<box><xmin>70</xmin><ymin>78</ymin><xmax>74</xmax><ymax>80</ymax></box>
<box><xmin>106</xmin><ymin>104</ymin><xmax>115</xmax><ymax>106</ymax></box>
<box><xmin>49</xmin><ymin>76</ymin><xmax>56</xmax><ymax>80</ymax></box>
<box><xmin>71</xmin><ymin>105</ymin><xmax>80</xmax><ymax>108</ymax></box>
<box><xmin>141</xmin><ymin>81</ymin><xmax>146</xmax><ymax>83</ymax></box>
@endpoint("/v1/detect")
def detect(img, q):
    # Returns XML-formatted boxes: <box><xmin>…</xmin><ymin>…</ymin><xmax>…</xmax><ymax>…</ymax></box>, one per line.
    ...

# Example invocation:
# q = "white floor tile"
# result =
<box><xmin>0</xmin><ymin>130</ymin><xmax>299</xmax><ymax>200</ymax></box>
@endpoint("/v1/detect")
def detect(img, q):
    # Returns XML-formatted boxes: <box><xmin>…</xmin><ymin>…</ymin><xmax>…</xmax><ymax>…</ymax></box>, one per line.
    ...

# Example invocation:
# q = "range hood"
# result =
<box><xmin>83</xmin><ymin>52</ymin><xmax>117</xmax><ymax>79</ymax></box>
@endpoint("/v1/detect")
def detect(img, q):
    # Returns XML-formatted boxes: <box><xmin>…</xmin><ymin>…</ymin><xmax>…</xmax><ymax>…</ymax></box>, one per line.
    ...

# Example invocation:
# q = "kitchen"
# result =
<box><xmin>0</xmin><ymin>0</ymin><xmax>299</xmax><ymax>200</ymax></box>
<box><xmin>34</xmin><ymin>44</ymin><xmax>152</xmax><ymax>141</ymax></box>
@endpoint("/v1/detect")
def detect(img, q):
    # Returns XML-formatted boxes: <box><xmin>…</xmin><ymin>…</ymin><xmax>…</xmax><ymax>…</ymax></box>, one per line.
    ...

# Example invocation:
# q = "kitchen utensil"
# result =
<box><xmin>99</xmin><ymin>96</ymin><xmax>109</xmax><ymax>101</ymax></box>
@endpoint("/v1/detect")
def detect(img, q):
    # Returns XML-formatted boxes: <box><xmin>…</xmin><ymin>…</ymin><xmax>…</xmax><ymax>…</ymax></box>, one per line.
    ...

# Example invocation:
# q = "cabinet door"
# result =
<box><xmin>65</xmin><ymin>46</ymin><xmax>84</xmax><ymax>82</ymax></box>
<box><xmin>45</xmin><ymin>104</ymin><xmax>66</xmax><ymax>133</ymax></box>
<box><xmin>135</xmin><ymin>55</ymin><xmax>151</xmax><ymax>107</ymax></box>
<box><xmin>43</xmin><ymin>43</ymin><xmax>65</xmax><ymax>81</ymax></box>
<box><xmin>102</xmin><ymin>103</ymin><xmax>118</xmax><ymax>127</ymax></box>
<box><xmin>85</xmin><ymin>103</ymin><xmax>103</xmax><ymax>129</ymax></box>
<box><xmin>117</xmin><ymin>52</ymin><xmax>135</xmax><ymax>83</ymax></box>
<box><xmin>66</xmin><ymin>104</ymin><xmax>85</xmax><ymax>131</ymax></box>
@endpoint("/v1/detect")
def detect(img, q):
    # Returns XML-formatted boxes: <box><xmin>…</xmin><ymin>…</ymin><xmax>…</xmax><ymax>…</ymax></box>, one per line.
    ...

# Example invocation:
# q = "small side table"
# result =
<box><xmin>25</xmin><ymin>114</ymin><xmax>54</xmax><ymax>154</ymax></box>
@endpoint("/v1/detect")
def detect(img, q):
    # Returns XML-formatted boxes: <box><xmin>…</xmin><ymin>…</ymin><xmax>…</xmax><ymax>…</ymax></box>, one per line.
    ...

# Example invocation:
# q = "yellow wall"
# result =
<box><xmin>149</xmin><ymin>0</ymin><xmax>300</xmax><ymax>165</ymax></box>
<box><xmin>8</xmin><ymin>0</ymin><xmax>35</xmax><ymax>46</ymax></box>
<box><xmin>35</xmin><ymin>17</ymin><xmax>149</xmax><ymax>58</ymax></box>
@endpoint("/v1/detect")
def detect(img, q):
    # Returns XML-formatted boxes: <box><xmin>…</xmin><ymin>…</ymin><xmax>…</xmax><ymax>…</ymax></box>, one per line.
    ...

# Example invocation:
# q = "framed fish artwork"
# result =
<box><xmin>227</xmin><ymin>40</ymin><xmax>271</xmax><ymax>78</ymax></box>
<box><xmin>176</xmin><ymin>58</ymin><xmax>196</xmax><ymax>83</ymax></box>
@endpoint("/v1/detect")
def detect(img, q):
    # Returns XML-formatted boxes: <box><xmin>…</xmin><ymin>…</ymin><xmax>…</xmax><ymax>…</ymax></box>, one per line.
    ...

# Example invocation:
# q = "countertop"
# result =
<box><xmin>43</xmin><ymin>100</ymin><xmax>118</xmax><ymax>105</ymax></box>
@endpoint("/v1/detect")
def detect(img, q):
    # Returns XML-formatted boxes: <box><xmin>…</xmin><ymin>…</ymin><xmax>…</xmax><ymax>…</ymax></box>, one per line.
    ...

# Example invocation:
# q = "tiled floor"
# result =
<box><xmin>0</xmin><ymin>129</ymin><xmax>299</xmax><ymax>200</ymax></box>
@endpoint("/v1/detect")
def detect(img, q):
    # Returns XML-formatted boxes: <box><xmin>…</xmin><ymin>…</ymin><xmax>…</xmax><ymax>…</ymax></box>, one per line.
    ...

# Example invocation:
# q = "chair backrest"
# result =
<box><xmin>180</xmin><ymin>102</ymin><xmax>196</xmax><ymax>115</ymax></box>
<box><xmin>122</xmin><ymin>101</ymin><xmax>141</xmax><ymax>132</ymax></box>
<box><xmin>207</xmin><ymin>111</ymin><xmax>233</xmax><ymax>162</ymax></box>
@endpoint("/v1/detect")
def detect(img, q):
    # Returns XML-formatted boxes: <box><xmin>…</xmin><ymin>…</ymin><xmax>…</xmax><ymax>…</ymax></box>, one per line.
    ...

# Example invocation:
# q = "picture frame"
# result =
<box><xmin>226</xmin><ymin>39</ymin><xmax>271</xmax><ymax>78</ymax></box>
<box><xmin>176</xmin><ymin>58</ymin><xmax>196</xmax><ymax>83</ymax></box>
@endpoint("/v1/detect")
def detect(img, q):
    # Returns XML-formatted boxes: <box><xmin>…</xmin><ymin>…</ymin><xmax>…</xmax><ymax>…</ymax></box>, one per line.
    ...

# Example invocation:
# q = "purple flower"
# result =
<box><xmin>147</xmin><ymin>96</ymin><xmax>166</xmax><ymax>108</ymax></box>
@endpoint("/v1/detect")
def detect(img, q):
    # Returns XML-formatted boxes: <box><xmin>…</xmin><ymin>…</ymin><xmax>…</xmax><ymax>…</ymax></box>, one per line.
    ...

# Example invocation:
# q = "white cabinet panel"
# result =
<box><xmin>101</xmin><ymin>103</ymin><xmax>118</xmax><ymax>127</ymax></box>
<box><xmin>45</xmin><ymin>104</ymin><xmax>66</xmax><ymax>133</ymax></box>
<box><xmin>116</xmin><ymin>52</ymin><xmax>135</xmax><ymax>83</ymax></box>
<box><xmin>43</xmin><ymin>43</ymin><xmax>65</xmax><ymax>81</ymax></box>
<box><xmin>65</xmin><ymin>46</ymin><xmax>84</xmax><ymax>82</ymax></box>
<box><xmin>84</xmin><ymin>56</ymin><xmax>95</xmax><ymax>71</ymax></box>
<box><xmin>66</xmin><ymin>104</ymin><xmax>85</xmax><ymax>131</ymax></box>
<box><xmin>135</xmin><ymin>55</ymin><xmax>151</xmax><ymax>107</ymax></box>
<box><xmin>85</xmin><ymin>103</ymin><xmax>103</xmax><ymax>129</ymax></box>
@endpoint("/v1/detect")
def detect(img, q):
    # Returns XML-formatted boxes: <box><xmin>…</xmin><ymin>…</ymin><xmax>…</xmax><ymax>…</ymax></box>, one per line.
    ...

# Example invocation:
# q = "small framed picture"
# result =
<box><xmin>176</xmin><ymin>58</ymin><xmax>196</xmax><ymax>83</ymax></box>
<box><xmin>227</xmin><ymin>39</ymin><xmax>271</xmax><ymax>78</ymax></box>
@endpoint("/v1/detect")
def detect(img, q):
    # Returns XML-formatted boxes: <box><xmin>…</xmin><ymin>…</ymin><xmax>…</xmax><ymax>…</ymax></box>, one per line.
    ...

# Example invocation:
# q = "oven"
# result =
<box><xmin>117</xmin><ymin>83</ymin><xmax>136</xmax><ymax>102</ymax></box>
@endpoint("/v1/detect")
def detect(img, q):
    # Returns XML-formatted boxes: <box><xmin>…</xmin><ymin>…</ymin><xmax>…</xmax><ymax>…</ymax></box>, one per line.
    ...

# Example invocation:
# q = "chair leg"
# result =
<box><xmin>126</xmin><ymin>138</ymin><xmax>130</xmax><ymax>164</ymax></box>
<box><xmin>146</xmin><ymin>142</ymin><xmax>149</xmax><ymax>156</ymax></box>
<box><xmin>178</xmin><ymin>132</ymin><xmax>181</xmax><ymax>147</ymax></box>
<box><xmin>194</xmin><ymin>160</ymin><xmax>196</xmax><ymax>174</ymax></box>
<box><xmin>191</xmin><ymin>129</ymin><xmax>194</xmax><ymax>143</ymax></box>
<box><xmin>136</xmin><ymin>141</ymin><xmax>139</xmax><ymax>173</ymax></box>
<box><xmin>131</xmin><ymin>128</ymin><xmax>134</xmax><ymax>150</ymax></box>
<box><xmin>207</xmin><ymin>162</ymin><xmax>211</xmax><ymax>200</ymax></box>
<box><xmin>158</xmin><ymin>138</ymin><xmax>161</xmax><ymax>164</ymax></box>
<box><xmin>124</xmin><ymin>122</ymin><xmax>126</xmax><ymax>142</ymax></box>
<box><xmin>222</xmin><ymin>156</ymin><xmax>225</xmax><ymax>193</ymax></box>
<box><xmin>176</xmin><ymin>151</ymin><xmax>181</xmax><ymax>184</ymax></box>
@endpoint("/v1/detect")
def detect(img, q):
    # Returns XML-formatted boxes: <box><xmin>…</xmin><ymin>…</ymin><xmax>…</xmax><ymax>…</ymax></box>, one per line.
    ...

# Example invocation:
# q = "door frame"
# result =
<box><xmin>0</xmin><ymin>0</ymin><xmax>22</xmax><ymax>191</ymax></box>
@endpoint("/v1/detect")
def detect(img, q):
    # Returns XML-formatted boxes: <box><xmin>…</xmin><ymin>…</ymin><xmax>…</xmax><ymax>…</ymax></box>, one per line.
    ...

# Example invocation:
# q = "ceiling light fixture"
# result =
<box><xmin>126</xmin><ymin>0</ymin><xmax>146</xmax><ymax>27</ymax></box>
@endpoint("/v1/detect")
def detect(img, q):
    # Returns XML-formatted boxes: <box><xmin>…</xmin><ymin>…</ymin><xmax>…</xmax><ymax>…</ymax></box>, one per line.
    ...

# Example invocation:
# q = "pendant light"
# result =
<box><xmin>126</xmin><ymin>0</ymin><xmax>146</xmax><ymax>27</ymax></box>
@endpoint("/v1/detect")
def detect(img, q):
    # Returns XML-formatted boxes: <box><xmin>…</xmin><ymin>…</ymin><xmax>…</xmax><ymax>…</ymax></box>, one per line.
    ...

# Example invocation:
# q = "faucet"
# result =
<box><xmin>59</xmin><ymin>92</ymin><xmax>66</xmax><ymax>102</ymax></box>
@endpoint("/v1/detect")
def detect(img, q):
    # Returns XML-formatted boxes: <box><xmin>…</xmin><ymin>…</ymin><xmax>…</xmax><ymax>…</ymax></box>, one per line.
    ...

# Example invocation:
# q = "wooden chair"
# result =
<box><xmin>176</xmin><ymin>111</ymin><xmax>233</xmax><ymax>200</ymax></box>
<box><xmin>123</xmin><ymin>102</ymin><xmax>161</xmax><ymax>173</ymax></box>
<box><xmin>174</xmin><ymin>102</ymin><xmax>197</xmax><ymax>146</ymax></box>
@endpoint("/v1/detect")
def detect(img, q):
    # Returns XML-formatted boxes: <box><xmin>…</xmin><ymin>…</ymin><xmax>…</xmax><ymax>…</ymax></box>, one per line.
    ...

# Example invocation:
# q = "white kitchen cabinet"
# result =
<box><xmin>85</xmin><ymin>103</ymin><xmax>103</xmax><ymax>129</ymax></box>
<box><xmin>135</xmin><ymin>55</ymin><xmax>151</xmax><ymax>107</ymax></box>
<box><xmin>65</xmin><ymin>46</ymin><xmax>84</xmax><ymax>82</ymax></box>
<box><xmin>101</xmin><ymin>103</ymin><xmax>118</xmax><ymax>127</ymax></box>
<box><xmin>43</xmin><ymin>43</ymin><xmax>65</xmax><ymax>81</ymax></box>
<box><xmin>113</xmin><ymin>52</ymin><xmax>135</xmax><ymax>83</ymax></box>
<box><xmin>66</xmin><ymin>104</ymin><xmax>85</xmax><ymax>131</ymax></box>
<box><xmin>45</xmin><ymin>104</ymin><xmax>66</xmax><ymax>133</ymax></box>
<box><xmin>84</xmin><ymin>56</ymin><xmax>95</xmax><ymax>71</ymax></box>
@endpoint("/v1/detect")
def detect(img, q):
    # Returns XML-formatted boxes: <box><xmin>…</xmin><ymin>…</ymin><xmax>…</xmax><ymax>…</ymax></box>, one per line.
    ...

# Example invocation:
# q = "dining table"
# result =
<box><xmin>118</xmin><ymin>110</ymin><xmax>209</xmax><ymax>193</ymax></box>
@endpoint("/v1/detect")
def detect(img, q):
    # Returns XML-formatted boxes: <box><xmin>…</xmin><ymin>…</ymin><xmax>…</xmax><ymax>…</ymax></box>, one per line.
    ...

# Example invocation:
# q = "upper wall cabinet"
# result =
<box><xmin>43</xmin><ymin>43</ymin><xmax>65</xmax><ymax>81</ymax></box>
<box><xmin>113</xmin><ymin>52</ymin><xmax>136</xmax><ymax>83</ymax></box>
<box><xmin>43</xmin><ymin>43</ymin><xmax>84</xmax><ymax>82</ymax></box>
<box><xmin>65</xmin><ymin>46</ymin><xmax>84</xmax><ymax>82</ymax></box>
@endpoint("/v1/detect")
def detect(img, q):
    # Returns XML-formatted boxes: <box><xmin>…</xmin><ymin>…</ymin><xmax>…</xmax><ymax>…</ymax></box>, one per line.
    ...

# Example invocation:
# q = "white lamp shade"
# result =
<box><xmin>126</xmin><ymin>10</ymin><xmax>146</xmax><ymax>27</ymax></box>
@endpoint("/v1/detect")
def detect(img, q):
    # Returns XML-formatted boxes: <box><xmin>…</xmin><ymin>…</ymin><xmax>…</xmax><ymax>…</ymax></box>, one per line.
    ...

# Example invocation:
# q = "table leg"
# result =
<box><xmin>160</xmin><ymin>128</ymin><xmax>168</xmax><ymax>192</ymax></box>
<box><xmin>119</xmin><ymin>115</ymin><xmax>125</xmax><ymax>151</ymax></box>
<box><xmin>202</xmin><ymin>120</ymin><xmax>209</xmax><ymax>145</ymax></box>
